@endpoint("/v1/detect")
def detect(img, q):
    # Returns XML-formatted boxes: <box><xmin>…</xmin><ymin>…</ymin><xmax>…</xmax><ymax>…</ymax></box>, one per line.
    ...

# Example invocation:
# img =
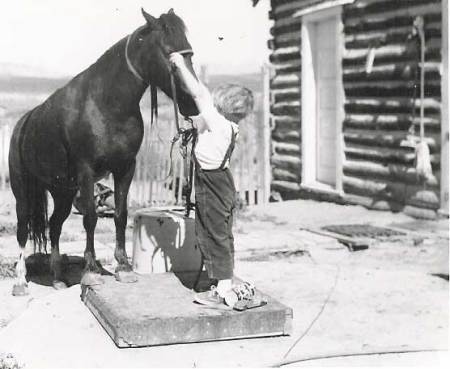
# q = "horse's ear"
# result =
<box><xmin>141</xmin><ymin>8</ymin><xmax>157</xmax><ymax>27</ymax></box>
<box><xmin>168</xmin><ymin>8</ymin><xmax>175</xmax><ymax>14</ymax></box>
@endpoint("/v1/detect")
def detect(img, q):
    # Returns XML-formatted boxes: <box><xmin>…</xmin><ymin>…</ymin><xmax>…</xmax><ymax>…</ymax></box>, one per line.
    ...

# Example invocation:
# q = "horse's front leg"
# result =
<box><xmin>79</xmin><ymin>164</ymin><xmax>103</xmax><ymax>286</ymax></box>
<box><xmin>113</xmin><ymin>160</ymin><xmax>137</xmax><ymax>283</ymax></box>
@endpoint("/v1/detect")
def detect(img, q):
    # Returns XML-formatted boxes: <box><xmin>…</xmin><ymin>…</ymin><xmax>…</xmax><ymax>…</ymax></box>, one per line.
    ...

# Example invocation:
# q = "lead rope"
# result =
<box><xmin>166</xmin><ymin>69</ymin><xmax>198</xmax><ymax>216</ymax></box>
<box><xmin>170</xmin><ymin>68</ymin><xmax>181</xmax><ymax>133</ymax></box>
<box><xmin>184</xmin><ymin>128</ymin><xmax>197</xmax><ymax>217</ymax></box>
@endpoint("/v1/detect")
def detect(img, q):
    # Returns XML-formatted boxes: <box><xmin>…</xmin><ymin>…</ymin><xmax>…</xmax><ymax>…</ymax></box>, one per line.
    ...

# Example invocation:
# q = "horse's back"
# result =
<box><xmin>11</xmin><ymin>77</ymin><xmax>85</xmax><ymax>188</ymax></box>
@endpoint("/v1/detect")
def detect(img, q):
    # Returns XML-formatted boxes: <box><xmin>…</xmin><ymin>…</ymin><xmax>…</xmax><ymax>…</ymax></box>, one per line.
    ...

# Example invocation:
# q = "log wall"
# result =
<box><xmin>268</xmin><ymin>0</ymin><xmax>443</xmax><ymax>217</ymax></box>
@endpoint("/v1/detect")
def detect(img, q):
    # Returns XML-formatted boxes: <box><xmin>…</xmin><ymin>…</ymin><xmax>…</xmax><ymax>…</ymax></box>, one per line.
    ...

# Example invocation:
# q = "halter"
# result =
<box><xmin>125</xmin><ymin>26</ymin><xmax>147</xmax><ymax>84</ymax></box>
<box><xmin>125</xmin><ymin>26</ymin><xmax>193</xmax><ymax>86</ymax></box>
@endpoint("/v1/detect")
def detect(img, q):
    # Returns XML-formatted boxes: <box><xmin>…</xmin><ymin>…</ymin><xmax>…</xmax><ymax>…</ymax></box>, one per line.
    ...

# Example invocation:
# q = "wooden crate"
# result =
<box><xmin>132</xmin><ymin>208</ymin><xmax>202</xmax><ymax>274</ymax></box>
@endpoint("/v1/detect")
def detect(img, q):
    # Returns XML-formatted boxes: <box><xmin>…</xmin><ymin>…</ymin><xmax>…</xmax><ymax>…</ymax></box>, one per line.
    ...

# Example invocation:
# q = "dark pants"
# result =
<box><xmin>195</xmin><ymin>167</ymin><xmax>235</xmax><ymax>280</ymax></box>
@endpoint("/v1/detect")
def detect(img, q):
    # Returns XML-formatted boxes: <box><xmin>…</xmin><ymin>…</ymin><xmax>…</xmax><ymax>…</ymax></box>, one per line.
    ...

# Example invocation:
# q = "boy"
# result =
<box><xmin>170</xmin><ymin>53</ymin><xmax>259</xmax><ymax>309</ymax></box>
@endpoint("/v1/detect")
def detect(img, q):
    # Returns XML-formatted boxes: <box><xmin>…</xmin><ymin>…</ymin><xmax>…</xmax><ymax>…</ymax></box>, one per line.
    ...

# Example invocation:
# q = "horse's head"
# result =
<box><xmin>136</xmin><ymin>8</ymin><xmax>199</xmax><ymax>117</ymax></box>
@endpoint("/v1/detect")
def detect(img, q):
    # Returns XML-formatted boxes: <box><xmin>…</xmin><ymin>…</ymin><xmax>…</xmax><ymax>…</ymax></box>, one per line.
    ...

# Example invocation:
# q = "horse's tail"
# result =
<box><xmin>11</xmin><ymin>106</ymin><xmax>49</xmax><ymax>254</ymax></box>
<box><xmin>26</xmin><ymin>172</ymin><xmax>49</xmax><ymax>254</ymax></box>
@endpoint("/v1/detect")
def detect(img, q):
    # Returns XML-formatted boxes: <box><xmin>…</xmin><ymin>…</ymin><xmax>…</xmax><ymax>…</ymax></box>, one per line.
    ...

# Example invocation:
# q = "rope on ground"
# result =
<box><xmin>281</xmin><ymin>264</ymin><xmax>341</xmax><ymax>360</ymax></box>
<box><xmin>270</xmin><ymin>260</ymin><xmax>446</xmax><ymax>367</ymax></box>
<box><xmin>269</xmin><ymin>348</ymin><xmax>446</xmax><ymax>367</ymax></box>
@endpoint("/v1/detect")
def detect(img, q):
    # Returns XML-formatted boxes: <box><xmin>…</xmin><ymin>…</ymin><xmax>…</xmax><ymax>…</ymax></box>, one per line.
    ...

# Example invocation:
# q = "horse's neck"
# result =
<box><xmin>88</xmin><ymin>37</ymin><xmax>148</xmax><ymax>108</ymax></box>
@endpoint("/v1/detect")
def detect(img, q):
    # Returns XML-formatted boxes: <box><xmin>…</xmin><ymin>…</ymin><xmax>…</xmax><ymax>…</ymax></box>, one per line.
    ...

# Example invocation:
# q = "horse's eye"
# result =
<box><xmin>138</xmin><ymin>37</ymin><xmax>144</xmax><ymax>42</ymax></box>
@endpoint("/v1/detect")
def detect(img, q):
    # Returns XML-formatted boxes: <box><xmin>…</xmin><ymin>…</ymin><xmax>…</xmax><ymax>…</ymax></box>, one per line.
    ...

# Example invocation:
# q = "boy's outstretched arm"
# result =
<box><xmin>170</xmin><ymin>53</ymin><xmax>220</xmax><ymax>129</ymax></box>
<box><xmin>169</xmin><ymin>53</ymin><xmax>205</xmax><ymax>103</ymax></box>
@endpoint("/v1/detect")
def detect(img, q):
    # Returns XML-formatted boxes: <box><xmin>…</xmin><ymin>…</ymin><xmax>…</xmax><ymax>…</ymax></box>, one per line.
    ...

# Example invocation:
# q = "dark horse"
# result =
<box><xmin>9</xmin><ymin>8</ymin><xmax>199</xmax><ymax>295</ymax></box>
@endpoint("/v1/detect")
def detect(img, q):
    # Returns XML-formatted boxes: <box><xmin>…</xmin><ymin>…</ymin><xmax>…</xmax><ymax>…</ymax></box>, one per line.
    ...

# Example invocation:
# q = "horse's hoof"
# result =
<box><xmin>12</xmin><ymin>283</ymin><xmax>29</xmax><ymax>296</ymax></box>
<box><xmin>81</xmin><ymin>272</ymin><xmax>104</xmax><ymax>286</ymax></box>
<box><xmin>115</xmin><ymin>270</ymin><xmax>138</xmax><ymax>283</ymax></box>
<box><xmin>53</xmin><ymin>280</ymin><xmax>68</xmax><ymax>290</ymax></box>
<box><xmin>115</xmin><ymin>263</ymin><xmax>133</xmax><ymax>273</ymax></box>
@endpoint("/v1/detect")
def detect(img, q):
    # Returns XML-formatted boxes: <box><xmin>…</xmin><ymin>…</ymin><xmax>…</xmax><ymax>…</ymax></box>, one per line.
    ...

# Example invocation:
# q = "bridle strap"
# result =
<box><xmin>170</xmin><ymin>71</ymin><xmax>180</xmax><ymax>132</ymax></box>
<box><xmin>175</xmin><ymin>49</ymin><xmax>194</xmax><ymax>56</ymax></box>
<box><xmin>125</xmin><ymin>26</ymin><xmax>148</xmax><ymax>85</ymax></box>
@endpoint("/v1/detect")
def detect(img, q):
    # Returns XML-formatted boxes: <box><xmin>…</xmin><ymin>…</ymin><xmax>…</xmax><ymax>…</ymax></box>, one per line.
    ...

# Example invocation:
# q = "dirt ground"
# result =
<box><xmin>0</xmin><ymin>189</ymin><xmax>449</xmax><ymax>367</ymax></box>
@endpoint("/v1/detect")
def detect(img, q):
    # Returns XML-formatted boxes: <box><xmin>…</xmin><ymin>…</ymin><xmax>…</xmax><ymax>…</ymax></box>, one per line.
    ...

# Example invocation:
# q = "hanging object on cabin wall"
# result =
<box><xmin>365</xmin><ymin>40</ymin><xmax>381</xmax><ymax>75</ymax></box>
<box><xmin>399</xmin><ymin>16</ymin><xmax>433</xmax><ymax>182</ymax></box>
<box><xmin>415</xmin><ymin>141</ymin><xmax>433</xmax><ymax>181</ymax></box>
<box><xmin>365</xmin><ymin>47</ymin><xmax>376</xmax><ymax>74</ymax></box>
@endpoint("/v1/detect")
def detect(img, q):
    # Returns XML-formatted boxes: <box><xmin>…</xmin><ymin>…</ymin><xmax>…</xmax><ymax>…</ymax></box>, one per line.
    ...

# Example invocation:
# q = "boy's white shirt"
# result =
<box><xmin>194</xmin><ymin>105</ymin><xmax>239</xmax><ymax>170</ymax></box>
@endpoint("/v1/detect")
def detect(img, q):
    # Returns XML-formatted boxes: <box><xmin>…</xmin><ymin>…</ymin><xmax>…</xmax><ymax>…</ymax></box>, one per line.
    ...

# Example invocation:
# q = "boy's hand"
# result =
<box><xmin>169</xmin><ymin>52</ymin><xmax>185</xmax><ymax>70</ymax></box>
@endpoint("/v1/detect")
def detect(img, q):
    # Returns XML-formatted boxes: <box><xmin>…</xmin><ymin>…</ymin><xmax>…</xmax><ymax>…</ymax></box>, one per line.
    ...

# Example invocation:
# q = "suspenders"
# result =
<box><xmin>193</xmin><ymin>125</ymin><xmax>237</xmax><ymax>172</ymax></box>
<box><xmin>185</xmin><ymin>125</ymin><xmax>237</xmax><ymax>217</ymax></box>
<box><xmin>218</xmin><ymin>125</ymin><xmax>237</xmax><ymax>170</ymax></box>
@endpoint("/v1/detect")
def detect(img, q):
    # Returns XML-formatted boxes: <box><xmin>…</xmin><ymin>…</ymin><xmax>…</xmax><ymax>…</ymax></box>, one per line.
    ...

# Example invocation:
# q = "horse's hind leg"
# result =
<box><xmin>113</xmin><ymin>160</ymin><xmax>137</xmax><ymax>283</ymax></box>
<box><xmin>12</xmin><ymin>195</ymin><xmax>30</xmax><ymax>296</ymax></box>
<box><xmin>9</xmin><ymin>166</ymin><xmax>31</xmax><ymax>295</ymax></box>
<box><xmin>78</xmin><ymin>164</ymin><xmax>103</xmax><ymax>286</ymax></box>
<box><xmin>49</xmin><ymin>189</ymin><xmax>77</xmax><ymax>289</ymax></box>
<box><xmin>9</xmin><ymin>133</ymin><xmax>31</xmax><ymax>296</ymax></box>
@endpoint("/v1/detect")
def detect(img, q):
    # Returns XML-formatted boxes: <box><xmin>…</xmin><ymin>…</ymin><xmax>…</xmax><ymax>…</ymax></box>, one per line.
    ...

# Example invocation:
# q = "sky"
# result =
<box><xmin>0</xmin><ymin>0</ymin><xmax>271</xmax><ymax>77</ymax></box>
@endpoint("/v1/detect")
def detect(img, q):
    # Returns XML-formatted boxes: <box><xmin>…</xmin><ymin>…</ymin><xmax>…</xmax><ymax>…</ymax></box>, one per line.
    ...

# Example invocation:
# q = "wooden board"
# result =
<box><xmin>302</xmin><ymin>227</ymin><xmax>370</xmax><ymax>251</ymax></box>
<box><xmin>82</xmin><ymin>273</ymin><xmax>292</xmax><ymax>347</ymax></box>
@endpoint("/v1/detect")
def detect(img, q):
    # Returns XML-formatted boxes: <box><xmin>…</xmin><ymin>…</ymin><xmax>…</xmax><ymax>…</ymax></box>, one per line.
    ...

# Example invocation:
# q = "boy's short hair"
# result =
<box><xmin>212</xmin><ymin>84</ymin><xmax>254</xmax><ymax>123</ymax></box>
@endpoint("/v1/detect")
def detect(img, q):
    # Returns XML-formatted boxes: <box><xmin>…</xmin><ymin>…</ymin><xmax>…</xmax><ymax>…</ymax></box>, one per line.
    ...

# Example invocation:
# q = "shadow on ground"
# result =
<box><xmin>430</xmin><ymin>273</ymin><xmax>449</xmax><ymax>281</ymax></box>
<box><xmin>25</xmin><ymin>253</ymin><xmax>112</xmax><ymax>287</ymax></box>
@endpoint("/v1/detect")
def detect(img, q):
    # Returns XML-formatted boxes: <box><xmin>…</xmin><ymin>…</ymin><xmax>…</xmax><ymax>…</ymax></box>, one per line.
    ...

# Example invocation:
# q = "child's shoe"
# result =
<box><xmin>195</xmin><ymin>282</ymin><xmax>267</xmax><ymax>311</ymax></box>
<box><xmin>227</xmin><ymin>282</ymin><xmax>267</xmax><ymax>311</ymax></box>
<box><xmin>194</xmin><ymin>286</ymin><xmax>231</xmax><ymax>309</ymax></box>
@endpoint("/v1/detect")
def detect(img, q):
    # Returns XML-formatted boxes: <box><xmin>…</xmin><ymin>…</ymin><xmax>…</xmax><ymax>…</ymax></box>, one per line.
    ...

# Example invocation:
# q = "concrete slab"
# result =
<box><xmin>82</xmin><ymin>273</ymin><xmax>292</xmax><ymax>347</ymax></box>
<box><xmin>0</xmin><ymin>284</ymin><xmax>293</xmax><ymax>368</ymax></box>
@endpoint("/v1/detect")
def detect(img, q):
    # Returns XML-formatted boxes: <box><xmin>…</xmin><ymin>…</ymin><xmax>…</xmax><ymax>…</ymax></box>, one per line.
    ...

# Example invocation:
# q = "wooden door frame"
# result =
<box><xmin>300</xmin><ymin>6</ymin><xmax>345</xmax><ymax>194</ymax></box>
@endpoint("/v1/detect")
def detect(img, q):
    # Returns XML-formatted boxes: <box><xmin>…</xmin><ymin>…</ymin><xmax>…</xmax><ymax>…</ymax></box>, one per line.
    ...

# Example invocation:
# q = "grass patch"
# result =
<box><xmin>0</xmin><ymin>352</ymin><xmax>24</xmax><ymax>369</ymax></box>
<box><xmin>0</xmin><ymin>223</ymin><xmax>16</xmax><ymax>237</ymax></box>
<box><xmin>0</xmin><ymin>256</ymin><xmax>15</xmax><ymax>279</ymax></box>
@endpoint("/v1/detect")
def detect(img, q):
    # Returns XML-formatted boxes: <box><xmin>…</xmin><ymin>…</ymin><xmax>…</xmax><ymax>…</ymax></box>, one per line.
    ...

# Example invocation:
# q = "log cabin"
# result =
<box><xmin>254</xmin><ymin>0</ymin><xmax>449</xmax><ymax>219</ymax></box>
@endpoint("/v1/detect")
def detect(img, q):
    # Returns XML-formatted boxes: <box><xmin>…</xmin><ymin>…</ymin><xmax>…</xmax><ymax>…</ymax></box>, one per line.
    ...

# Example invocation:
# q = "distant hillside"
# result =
<box><xmin>0</xmin><ymin>75</ymin><xmax>69</xmax><ymax>94</ymax></box>
<box><xmin>0</xmin><ymin>62</ymin><xmax>62</xmax><ymax>79</ymax></box>
<box><xmin>0</xmin><ymin>72</ymin><xmax>262</xmax><ymax>94</ymax></box>
<box><xmin>0</xmin><ymin>71</ymin><xmax>263</xmax><ymax>126</ymax></box>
